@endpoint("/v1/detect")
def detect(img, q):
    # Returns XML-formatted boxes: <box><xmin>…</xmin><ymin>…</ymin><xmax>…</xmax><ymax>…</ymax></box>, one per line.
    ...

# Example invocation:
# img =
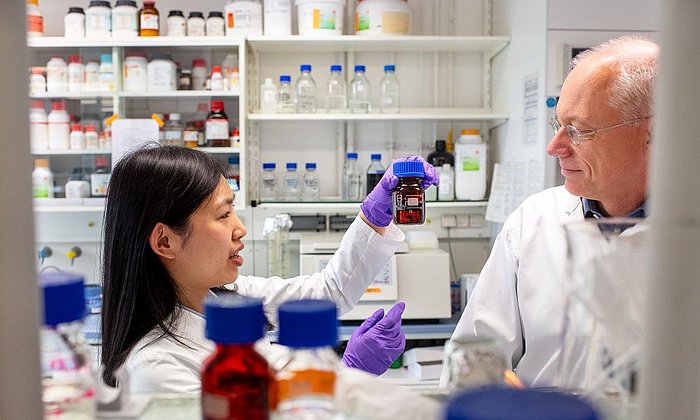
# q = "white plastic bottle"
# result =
<box><xmin>33</xmin><ymin>159</ymin><xmax>54</xmax><ymax>198</ymax></box>
<box><xmin>380</xmin><ymin>64</ymin><xmax>400</xmax><ymax>113</ymax></box>
<box><xmin>99</xmin><ymin>53</ymin><xmax>114</xmax><ymax>92</ymax></box>
<box><xmin>46</xmin><ymin>56</ymin><xmax>68</xmax><ymax>93</ymax></box>
<box><xmin>85</xmin><ymin>0</ymin><xmax>112</xmax><ymax>39</ymax></box>
<box><xmin>30</xmin><ymin>67</ymin><xmax>46</xmax><ymax>94</ymax></box>
<box><xmin>438</xmin><ymin>163</ymin><xmax>455</xmax><ymax>201</ymax></box>
<box><xmin>85</xmin><ymin>61</ymin><xmax>100</xmax><ymax>92</ymax></box>
<box><xmin>147</xmin><ymin>53</ymin><xmax>177</xmax><ymax>92</ymax></box>
<box><xmin>29</xmin><ymin>100</ymin><xmax>49</xmax><ymax>152</ymax></box>
<box><xmin>277</xmin><ymin>75</ymin><xmax>295</xmax><ymax>113</ymax></box>
<box><xmin>69</xmin><ymin>124</ymin><xmax>85</xmax><ymax>150</ymax></box>
<box><xmin>295</xmin><ymin>64</ymin><xmax>316</xmax><ymax>113</ymax></box>
<box><xmin>283</xmin><ymin>162</ymin><xmax>300</xmax><ymax>201</ymax></box>
<box><xmin>48</xmin><ymin>101</ymin><xmax>70</xmax><ymax>150</ymax></box>
<box><xmin>260</xmin><ymin>162</ymin><xmax>277</xmax><ymax>201</ymax></box>
<box><xmin>84</xmin><ymin>124</ymin><xmax>99</xmax><ymax>149</ymax></box>
<box><xmin>454</xmin><ymin>129</ymin><xmax>488</xmax><ymax>200</ymax></box>
<box><xmin>325</xmin><ymin>64</ymin><xmax>347</xmax><ymax>113</ymax></box>
<box><xmin>112</xmin><ymin>0</ymin><xmax>139</xmax><ymax>38</ymax></box>
<box><xmin>302</xmin><ymin>162</ymin><xmax>320</xmax><ymax>201</ymax></box>
<box><xmin>64</xmin><ymin>7</ymin><xmax>86</xmax><ymax>39</ymax></box>
<box><xmin>26</xmin><ymin>0</ymin><xmax>44</xmax><ymax>37</ymax></box>
<box><xmin>264</xmin><ymin>0</ymin><xmax>292</xmax><ymax>36</ymax></box>
<box><xmin>222</xmin><ymin>54</ymin><xmax>239</xmax><ymax>91</ymax></box>
<box><xmin>260</xmin><ymin>77</ymin><xmax>278</xmax><ymax>113</ymax></box>
<box><xmin>225</xmin><ymin>0</ymin><xmax>263</xmax><ymax>36</ymax></box>
<box><xmin>210</xmin><ymin>65</ymin><xmax>224</xmax><ymax>91</ymax></box>
<box><xmin>349</xmin><ymin>65</ymin><xmax>371</xmax><ymax>113</ymax></box>
<box><xmin>67</xmin><ymin>55</ymin><xmax>85</xmax><ymax>93</ymax></box>
<box><xmin>342</xmin><ymin>152</ymin><xmax>362</xmax><ymax>200</ymax></box>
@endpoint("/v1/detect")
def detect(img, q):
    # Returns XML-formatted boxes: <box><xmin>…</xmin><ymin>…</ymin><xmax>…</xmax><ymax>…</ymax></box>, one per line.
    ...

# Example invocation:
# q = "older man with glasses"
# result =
<box><xmin>441</xmin><ymin>36</ymin><xmax>658</xmax><ymax>387</ymax></box>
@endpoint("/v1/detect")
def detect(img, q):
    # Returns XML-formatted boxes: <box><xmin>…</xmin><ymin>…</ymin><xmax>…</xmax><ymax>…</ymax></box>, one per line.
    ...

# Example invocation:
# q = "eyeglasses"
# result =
<box><xmin>549</xmin><ymin>116</ymin><xmax>652</xmax><ymax>146</ymax></box>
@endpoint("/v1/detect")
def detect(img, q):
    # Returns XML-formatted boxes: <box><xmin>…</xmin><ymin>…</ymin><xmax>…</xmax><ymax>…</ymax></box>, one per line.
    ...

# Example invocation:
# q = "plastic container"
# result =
<box><xmin>147</xmin><ymin>53</ymin><xmax>177</xmax><ymax>92</ymax></box>
<box><xmin>48</xmin><ymin>101</ymin><xmax>70</xmax><ymax>150</ymax></box>
<box><xmin>296</xmin><ymin>0</ymin><xmax>345</xmax><ymax>35</ymax></box>
<box><xmin>349</xmin><ymin>65</ymin><xmax>371</xmax><ymax>113</ymax></box>
<box><xmin>202</xmin><ymin>295</ymin><xmax>270</xmax><ymax>420</ymax></box>
<box><xmin>226</xmin><ymin>156</ymin><xmax>241</xmax><ymax>192</ymax></box>
<box><xmin>325</xmin><ymin>64</ymin><xmax>347</xmax><ymax>113</ymax></box>
<box><xmin>302</xmin><ymin>162</ymin><xmax>320</xmax><ymax>201</ymax></box>
<box><xmin>275</xmin><ymin>299</ymin><xmax>339</xmax><ymax>417</ymax></box>
<box><xmin>65</xmin><ymin>169</ymin><xmax>90</xmax><ymax>198</ymax></box>
<box><xmin>99</xmin><ymin>53</ymin><xmax>114</xmax><ymax>92</ymax></box>
<box><xmin>85</xmin><ymin>61</ymin><xmax>100</xmax><ymax>91</ymax></box>
<box><xmin>67</xmin><ymin>55</ymin><xmax>85</xmax><ymax>93</ymax></box>
<box><xmin>29</xmin><ymin>100</ymin><xmax>48</xmax><ymax>151</ymax></box>
<box><xmin>366</xmin><ymin>153</ymin><xmax>385</xmax><ymax>195</ymax></box>
<box><xmin>26</xmin><ymin>0</ymin><xmax>44</xmax><ymax>37</ymax></box>
<box><xmin>283</xmin><ymin>162</ymin><xmax>300</xmax><ymax>201</ymax></box>
<box><xmin>33</xmin><ymin>159</ymin><xmax>53</xmax><ymax>198</ymax></box>
<box><xmin>355</xmin><ymin>0</ymin><xmax>410</xmax><ymax>36</ymax></box>
<box><xmin>30</xmin><ymin>67</ymin><xmax>46</xmax><ymax>94</ymax></box>
<box><xmin>123</xmin><ymin>54</ymin><xmax>148</xmax><ymax>92</ymax></box>
<box><xmin>206</xmin><ymin>11</ymin><xmax>226</xmax><ymax>36</ymax></box>
<box><xmin>260</xmin><ymin>163</ymin><xmax>277</xmax><ymax>201</ymax></box>
<box><xmin>342</xmin><ymin>152</ymin><xmax>362</xmax><ymax>200</ymax></box>
<box><xmin>225</xmin><ymin>0</ymin><xmax>263</xmax><ymax>36</ymax></box>
<box><xmin>210</xmin><ymin>65</ymin><xmax>224</xmax><ymax>91</ymax></box>
<box><xmin>192</xmin><ymin>58</ymin><xmax>208</xmax><ymax>90</ymax></box>
<box><xmin>264</xmin><ymin>0</ymin><xmax>292</xmax><ymax>36</ymax></box>
<box><xmin>379</xmin><ymin>64</ymin><xmax>400</xmax><ymax>113</ymax></box>
<box><xmin>454</xmin><ymin>129</ymin><xmax>487</xmax><ymax>200</ymax></box>
<box><xmin>85</xmin><ymin>0</ymin><xmax>112</xmax><ymax>38</ymax></box>
<box><xmin>260</xmin><ymin>77</ymin><xmax>278</xmax><ymax>113</ymax></box>
<box><xmin>84</xmin><ymin>124</ymin><xmax>99</xmax><ymax>149</ymax></box>
<box><xmin>392</xmin><ymin>160</ymin><xmax>425</xmax><ymax>225</ymax></box>
<box><xmin>277</xmin><ymin>75</ymin><xmax>295</xmax><ymax>113</ymax></box>
<box><xmin>46</xmin><ymin>56</ymin><xmax>68</xmax><ymax>93</ymax></box>
<box><xmin>187</xmin><ymin>11</ymin><xmax>206</xmax><ymax>36</ymax></box>
<box><xmin>438</xmin><ymin>163</ymin><xmax>455</xmax><ymax>201</ymax></box>
<box><xmin>69</xmin><ymin>124</ymin><xmax>85</xmax><ymax>150</ymax></box>
<box><xmin>39</xmin><ymin>272</ymin><xmax>96</xmax><ymax>418</ymax></box>
<box><xmin>222</xmin><ymin>54</ymin><xmax>239</xmax><ymax>91</ymax></box>
<box><xmin>165</xmin><ymin>10</ymin><xmax>185</xmax><ymax>36</ymax></box>
<box><xmin>91</xmin><ymin>156</ymin><xmax>111</xmax><ymax>197</ymax></box>
<box><xmin>295</xmin><ymin>64</ymin><xmax>316</xmax><ymax>113</ymax></box>
<box><xmin>64</xmin><ymin>7</ymin><xmax>86</xmax><ymax>39</ymax></box>
<box><xmin>112</xmin><ymin>0</ymin><xmax>139</xmax><ymax>38</ymax></box>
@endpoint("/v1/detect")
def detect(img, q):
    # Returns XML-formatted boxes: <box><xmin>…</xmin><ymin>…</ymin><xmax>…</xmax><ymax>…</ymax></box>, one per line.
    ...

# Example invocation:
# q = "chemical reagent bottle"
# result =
<box><xmin>380</xmin><ymin>64</ymin><xmax>400</xmax><ymax>113</ymax></box>
<box><xmin>295</xmin><ymin>64</ymin><xmax>316</xmax><ymax>113</ymax></box>
<box><xmin>392</xmin><ymin>160</ymin><xmax>426</xmax><ymax>224</ymax></box>
<box><xmin>202</xmin><ymin>295</ymin><xmax>270</xmax><ymax>420</ymax></box>
<box><xmin>342</xmin><ymin>152</ymin><xmax>362</xmax><ymax>201</ymax></box>
<box><xmin>260</xmin><ymin>162</ymin><xmax>277</xmax><ymax>201</ymax></box>
<box><xmin>349</xmin><ymin>65</ymin><xmax>371</xmax><ymax>113</ymax></box>
<box><xmin>366</xmin><ymin>153</ymin><xmax>386</xmax><ymax>195</ymax></box>
<box><xmin>277</xmin><ymin>75</ymin><xmax>295</xmax><ymax>113</ymax></box>
<box><xmin>260</xmin><ymin>77</ymin><xmax>278</xmax><ymax>113</ymax></box>
<box><xmin>325</xmin><ymin>64</ymin><xmax>346</xmax><ymax>113</ymax></box>
<box><xmin>283</xmin><ymin>162</ymin><xmax>300</xmax><ymax>201</ymax></box>
<box><xmin>302</xmin><ymin>162</ymin><xmax>320</xmax><ymax>201</ymax></box>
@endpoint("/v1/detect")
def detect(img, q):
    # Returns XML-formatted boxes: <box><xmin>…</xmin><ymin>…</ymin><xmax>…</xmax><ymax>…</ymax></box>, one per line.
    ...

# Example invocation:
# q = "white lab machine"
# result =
<box><xmin>299</xmin><ymin>234</ymin><xmax>452</xmax><ymax>320</ymax></box>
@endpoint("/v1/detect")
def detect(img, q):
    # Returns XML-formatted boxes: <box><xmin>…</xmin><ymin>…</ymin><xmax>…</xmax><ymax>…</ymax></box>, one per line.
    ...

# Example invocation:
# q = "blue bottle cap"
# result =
<box><xmin>393</xmin><ymin>160</ymin><xmax>425</xmax><ymax>178</ymax></box>
<box><xmin>228</xmin><ymin>156</ymin><xmax>239</xmax><ymax>164</ymax></box>
<box><xmin>306</xmin><ymin>162</ymin><xmax>316</xmax><ymax>170</ymax></box>
<box><xmin>384</xmin><ymin>65</ymin><xmax>396</xmax><ymax>72</ymax></box>
<box><xmin>445</xmin><ymin>388</ymin><xmax>600</xmax><ymax>420</ymax></box>
<box><xmin>40</xmin><ymin>272</ymin><xmax>86</xmax><ymax>326</ymax></box>
<box><xmin>300</xmin><ymin>64</ymin><xmax>312</xmax><ymax>72</ymax></box>
<box><xmin>263</xmin><ymin>162</ymin><xmax>276</xmax><ymax>169</ymax></box>
<box><xmin>354</xmin><ymin>65</ymin><xmax>366</xmax><ymax>73</ymax></box>
<box><xmin>330</xmin><ymin>64</ymin><xmax>342</xmax><ymax>72</ymax></box>
<box><xmin>286</xmin><ymin>162</ymin><xmax>297</xmax><ymax>170</ymax></box>
<box><xmin>371</xmin><ymin>153</ymin><xmax>381</xmax><ymax>160</ymax></box>
<box><xmin>347</xmin><ymin>152</ymin><xmax>358</xmax><ymax>160</ymax></box>
<box><xmin>278</xmin><ymin>299</ymin><xmax>338</xmax><ymax>348</ymax></box>
<box><xmin>280</xmin><ymin>75</ymin><xmax>291</xmax><ymax>83</ymax></box>
<box><xmin>205</xmin><ymin>295</ymin><xmax>265</xmax><ymax>344</ymax></box>
<box><xmin>100</xmin><ymin>53</ymin><xmax>112</xmax><ymax>63</ymax></box>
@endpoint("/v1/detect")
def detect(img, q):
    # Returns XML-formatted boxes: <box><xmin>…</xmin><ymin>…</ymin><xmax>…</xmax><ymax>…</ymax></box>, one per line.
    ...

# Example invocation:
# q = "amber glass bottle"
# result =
<box><xmin>392</xmin><ymin>160</ymin><xmax>426</xmax><ymax>225</ymax></box>
<box><xmin>139</xmin><ymin>1</ymin><xmax>160</xmax><ymax>36</ymax></box>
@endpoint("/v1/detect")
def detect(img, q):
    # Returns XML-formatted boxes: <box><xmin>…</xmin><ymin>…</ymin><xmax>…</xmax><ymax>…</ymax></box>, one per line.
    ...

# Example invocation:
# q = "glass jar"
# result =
<box><xmin>392</xmin><ymin>160</ymin><xmax>426</xmax><ymax>224</ymax></box>
<box><xmin>187</xmin><ymin>11</ymin><xmax>206</xmax><ymax>36</ymax></box>
<box><xmin>166</xmin><ymin>10</ymin><xmax>186</xmax><ymax>36</ymax></box>
<box><xmin>139</xmin><ymin>0</ymin><xmax>160</xmax><ymax>36</ymax></box>
<box><xmin>179</xmin><ymin>69</ymin><xmax>192</xmax><ymax>90</ymax></box>
<box><xmin>183</xmin><ymin>121</ymin><xmax>199</xmax><ymax>147</ymax></box>
<box><xmin>205</xmin><ymin>101</ymin><xmax>229</xmax><ymax>147</ymax></box>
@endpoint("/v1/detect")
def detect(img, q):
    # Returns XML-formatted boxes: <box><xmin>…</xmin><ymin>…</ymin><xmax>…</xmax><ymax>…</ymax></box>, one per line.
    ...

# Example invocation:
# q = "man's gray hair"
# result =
<box><xmin>571</xmin><ymin>35</ymin><xmax>658</xmax><ymax>120</ymax></box>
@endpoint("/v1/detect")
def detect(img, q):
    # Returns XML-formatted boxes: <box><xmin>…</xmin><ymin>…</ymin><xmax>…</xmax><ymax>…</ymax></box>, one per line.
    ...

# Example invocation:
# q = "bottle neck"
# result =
<box><xmin>214</xmin><ymin>342</ymin><xmax>257</xmax><ymax>355</ymax></box>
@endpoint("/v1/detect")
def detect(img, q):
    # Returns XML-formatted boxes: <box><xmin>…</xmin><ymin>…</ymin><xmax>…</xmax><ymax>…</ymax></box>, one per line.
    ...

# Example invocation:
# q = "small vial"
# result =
<box><xmin>202</xmin><ymin>295</ymin><xmax>270</xmax><ymax>420</ymax></box>
<box><xmin>392</xmin><ymin>160</ymin><xmax>426</xmax><ymax>225</ymax></box>
<box><xmin>275</xmin><ymin>299</ymin><xmax>339</xmax><ymax>417</ymax></box>
<box><xmin>260</xmin><ymin>162</ymin><xmax>277</xmax><ymax>201</ymax></box>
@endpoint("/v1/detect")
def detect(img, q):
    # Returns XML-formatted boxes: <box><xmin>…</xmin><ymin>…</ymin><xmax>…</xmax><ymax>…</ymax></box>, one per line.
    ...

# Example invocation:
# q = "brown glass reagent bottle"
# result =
<box><xmin>392</xmin><ymin>160</ymin><xmax>426</xmax><ymax>225</ymax></box>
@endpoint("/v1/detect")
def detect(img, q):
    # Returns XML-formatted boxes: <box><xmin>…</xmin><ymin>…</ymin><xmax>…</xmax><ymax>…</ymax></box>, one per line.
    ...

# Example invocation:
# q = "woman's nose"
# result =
<box><xmin>232</xmin><ymin>213</ymin><xmax>247</xmax><ymax>239</ymax></box>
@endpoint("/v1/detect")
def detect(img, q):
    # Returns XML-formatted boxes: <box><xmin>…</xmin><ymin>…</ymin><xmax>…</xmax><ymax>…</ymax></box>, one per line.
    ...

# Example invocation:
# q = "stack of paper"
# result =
<box><xmin>402</xmin><ymin>346</ymin><xmax>445</xmax><ymax>381</ymax></box>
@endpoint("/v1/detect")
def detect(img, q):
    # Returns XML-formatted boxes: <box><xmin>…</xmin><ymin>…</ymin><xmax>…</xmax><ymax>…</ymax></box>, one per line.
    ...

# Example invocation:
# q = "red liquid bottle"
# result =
<box><xmin>202</xmin><ymin>295</ymin><xmax>271</xmax><ymax>420</ymax></box>
<box><xmin>392</xmin><ymin>160</ymin><xmax>426</xmax><ymax>225</ymax></box>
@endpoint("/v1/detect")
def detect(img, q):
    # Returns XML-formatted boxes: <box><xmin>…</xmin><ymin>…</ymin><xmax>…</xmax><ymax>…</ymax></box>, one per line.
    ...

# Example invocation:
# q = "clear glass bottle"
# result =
<box><xmin>275</xmin><ymin>299</ymin><xmax>339</xmax><ymax>419</ymax></box>
<box><xmin>183</xmin><ymin>121</ymin><xmax>199</xmax><ymax>148</ymax></box>
<box><xmin>277</xmin><ymin>75</ymin><xmax>295</xmax><ymax>114</ymax></box>
<box><xmin>366</xmin><ymin>153</ymin><xmax>386</xmax><ymax>195</ymax></box>
<box><xmin>295</xmin><ymin>64</ymin><xmax>316</xmax><ymax>113</ymax></box>
<box><xmin>260</xmin><ymin>162</ymin><xmax>277</xmax><ymax>201</ymax></box>
<box><xmin>302</xmin><ymin>162</ymin><xmax>320</xmax><ymax>201</ymax></box>
<box><xmin>163</xmin><ymin>113</ymin><xmax>184</xmax><ymax>146</ymax></box>
<box><xmin>349</xmin><ymin>65</ymin><xmax>371</xmax><ymax>114</ymax></box>
<box><xmin>392</xmin><ymin>160</ymin><xmax>426</xmax><ymax>225</ymax></box>
<box><xmin>380</xmin><ymin>64</ymin><xmax>400</xmax><ymax>113</ymax></box>
<box><xmin>260</xmin><ymin>77</ymin><xmax>278</xmax><ymax>113</ymax></box>
<box><xmin>202</xmin><ymin>295</ymin><xmax>270</xmax><ymax>420</ymax></box>
<box><xmin>342</xmin><ymin>152</ymin><xmax>362</xmax><ymax>201</ymax></box>
<box><xmin>325</xmin><ymin>64</ymin><xmax>347</xmax><ymax>113</ymax></box>
<box><xmin>283</xmin><ymin>162</ymin><xmax>300</xmax><ymax>201</ymax></box>
<box><xmin>39</xmin><ymin>272</ymin><xmax>96</xmax><ymax>419</ymax></box>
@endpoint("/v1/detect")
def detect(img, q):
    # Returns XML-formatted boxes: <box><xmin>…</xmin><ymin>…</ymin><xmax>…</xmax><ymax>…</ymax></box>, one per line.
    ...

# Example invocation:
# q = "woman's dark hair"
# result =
<box><xmin>100</xmin><ymin>145</ymin><xmax>227</xmax><ymax>386</ymax></box>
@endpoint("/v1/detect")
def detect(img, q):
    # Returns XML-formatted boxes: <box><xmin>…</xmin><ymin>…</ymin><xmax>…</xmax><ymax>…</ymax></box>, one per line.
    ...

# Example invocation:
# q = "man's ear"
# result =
<box><xmin>149</xmin><ymin>222</ymin><xmax>180</xmax><ymax>260</ymax></box>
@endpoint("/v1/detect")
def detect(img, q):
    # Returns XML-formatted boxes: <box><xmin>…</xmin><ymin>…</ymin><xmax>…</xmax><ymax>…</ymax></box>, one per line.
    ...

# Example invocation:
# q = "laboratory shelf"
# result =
<box><xmin>255</xmin><ymin>201</ymin><xmax>487</xmax><ymax>211</ymax></box>
<box><xmin>27</xmin><ymin>36</ymin><xmax>242</xmax><ymax>49</ymax></box>
<box><xmin>33</xmin><ymin>198</ymin><xmax>105</xmax><ymax>213</ymax></box>
<box><xmin>30</xmin><ymin>92</ymin><xmax>115</xmax><ymax>100</ymax></box>
<box><xmin>249</xmin><ymin>108</ymin><xmax>508</xmax><ymax>126</ymax></box>
<box><xmin>119</xmin><ymin>90</ymin><xmax>239</xmax><ymax>98</ymax></box>
<box><xmin>247</xmin><ymin>35</ymin><xmax>510</xmax><ymax>57</ymax></box>
<box><xmin>195</xmin><ymin>147</ymin><xmax>241</xmax><ymax>154</ymax></box>
<box><xmin>31</xmin><ymin>149</ymin><xmax>111</xmax><ymax>155</ymax></box>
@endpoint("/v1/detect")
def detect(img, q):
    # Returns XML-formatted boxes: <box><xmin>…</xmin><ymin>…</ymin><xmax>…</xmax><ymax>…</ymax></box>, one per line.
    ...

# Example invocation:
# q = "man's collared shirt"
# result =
<box><xmin>581</xmin><ymin>197</ymin><xmax>647</xmax><ymax>219</ymax></box>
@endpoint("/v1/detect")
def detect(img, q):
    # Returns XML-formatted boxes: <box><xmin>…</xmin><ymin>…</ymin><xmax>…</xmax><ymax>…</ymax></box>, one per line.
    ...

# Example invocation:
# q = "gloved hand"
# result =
<box><xmin>360</xmin><ymin>156</ymin><xmax>439</xmax><ymax>227</ymax></box>
<box><xmin>341</xmin><ymin>301</ymin><xmax>406</xmax><ymax>375</ymax></box>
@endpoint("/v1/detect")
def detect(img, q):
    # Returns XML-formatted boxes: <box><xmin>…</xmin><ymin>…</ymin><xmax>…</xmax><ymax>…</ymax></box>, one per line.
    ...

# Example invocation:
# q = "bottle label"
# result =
<box><xmin>206</xmin><ymin>119</ymin><xmax>229</xmax><ymax>140</ymax></box>
<box><xmin>183</xmin><ymin>130</ymin><xmax>199</xmax><ymax>142</ymax></box>
<box><xmin>140</xmin><ymin>14</ymin><xmax>159</xmax><ymax>30</ymax></box>
<box><xmin>461</xmin><ymin>156</ymin><xmax>480</xmax><ymax>171</ymax></box>
<box><xmin>276</xmin><ymin>369</ymin><xmax>335</xmax><ymax>403</ymax></box>
<box><xmin>114</xmin><ymin>13</ymin><xmax>138</xmax><ymax>32</ymax></box>
<box><xmin>202</xmin><ymin>392</ymin><xmax>229</xmax><ymax>419</ymax></box>
<box><xmin>27</xmin><ymin>14</ymin><xmax>44</xmax><ymax>34</ymax></box>
<box><xmin>356</xmin><ymin>13</ymin><xmax>369</xmax><ymax>31</ymax></box>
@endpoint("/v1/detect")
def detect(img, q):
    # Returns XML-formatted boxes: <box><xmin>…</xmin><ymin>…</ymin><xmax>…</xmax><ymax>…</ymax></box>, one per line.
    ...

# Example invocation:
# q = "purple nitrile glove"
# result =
<box><xmin>360</xmin><ymin>156</ymin><xmax>439</xmax><ymax>227</ymax></box>
<box><xmin>341</xmin><ymin>301</ymin><xmax>407</xmax><ymax>375</ymax></box>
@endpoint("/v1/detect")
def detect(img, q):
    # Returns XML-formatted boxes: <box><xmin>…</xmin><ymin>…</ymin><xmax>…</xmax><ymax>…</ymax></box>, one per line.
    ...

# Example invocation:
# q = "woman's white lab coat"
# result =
<box><xmin>443</xmin><ymin>186</ymin><xmax>583</xmax><ymax>387</ymax></box>
<box><xmin>123</xmin><ymin>215</ymin><xmax>405</xmax><ymax>394</ymax></box>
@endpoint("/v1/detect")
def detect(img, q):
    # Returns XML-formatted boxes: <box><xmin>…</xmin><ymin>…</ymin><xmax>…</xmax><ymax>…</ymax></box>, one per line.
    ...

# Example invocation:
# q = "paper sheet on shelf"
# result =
<box><xmin>486</xmin><ymin>160</ymin><xmax>543</xmax><ymax>223</ymax></box>
<box><xmin>111</xmin><ymin>119</ymin><xmax>159</xmax><ymax>168</ymax></box>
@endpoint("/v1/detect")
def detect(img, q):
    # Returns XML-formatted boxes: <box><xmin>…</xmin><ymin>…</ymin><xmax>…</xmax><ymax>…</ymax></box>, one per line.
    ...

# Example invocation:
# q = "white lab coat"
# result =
<box><xmin>442</xmin><ymin>186</ymin><xmax>583</xmax><ymax>387</ymax></box>
<box><xmin>123</xmin><ymin>215</ymin><xmax>405</xmax><ymax>394</ymax></box>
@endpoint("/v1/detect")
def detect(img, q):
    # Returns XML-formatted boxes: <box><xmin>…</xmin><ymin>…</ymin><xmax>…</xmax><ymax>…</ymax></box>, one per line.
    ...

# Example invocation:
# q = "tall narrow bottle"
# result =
<box><xmin>366</xmin><ymin>153</ymin><xmax>385</xmax><ymax>195</ymax></box>
<box><xmin>302</xmin><ymin>162</ymin><xmax>320</xmax><ymax>201</ymax></box>
<box><xmin>260</xmin><ymin>162</ymin><xmax>277</xmax><ymax>201</ymax></box>
<box><xmin>325</xmin><ymin>64</ymin><xmax>346</xmax><ymax>113</ymax></box>
<box><xmin>380</xmin><ymin>64</ymin><xmax>400</xmax><ymax>113</ymax></box>
<box><xmin>342</xmin><ymin>152</ymin><xmax>362</xmax><ymax>201</ymax></box>
<box><xmin>277</xmin><ymin>75</ymin><xmax>295</xmax><ymax>114</ymax></box>
<box><xmin>283</xmin><ymin>162</ymin><xmax>300</xmax><ymax>201</ymax></box>
<box><xmin>349</xmin><ymin>65</ymin><xmax>371</xmax><ymax>113</ymax></box>
<box><xmin>295</xmin><ymin>64</ymin><xmax>316</xmax><ymax>113</ymax></box>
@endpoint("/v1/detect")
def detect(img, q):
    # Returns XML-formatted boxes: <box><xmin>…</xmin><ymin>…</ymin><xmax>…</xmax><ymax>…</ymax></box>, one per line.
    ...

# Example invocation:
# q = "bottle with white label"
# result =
<box><xmin>163</xmin><ymin>113</ymin><xmax>184</xmax><ymax>146</ymax></box>
<box><xmin>69</xmin><ymin>124</ymin><xmax>85</xmax><ymax>150</ymax></box>
<box><xmin>210</xmin><ymin>66</ymin><xmax>224</xmax><ymax>91</ymax></box>
<box><xmin>30</xmin><ymin>100</ymin><xmax>49</xmax><ymax>152</ymax></box>
<box><xmin>187</xmin><ymin>11</ymin><xmax>206</xmax><ymax>36</ymax></box>
<box><xmin>260</xmin><ymin>78</ymin><xmax>278</xmax><ymax>113</ymax></box>
<box><xmin>33</xmin><ymin>159</ymin><xmax>54</xmax><ymax>198</ymax></box>
<box><xmin>283</xmin><ymin>162</ymin><xmax>300</xmax><ymax>201</ymax></box>
<box><xmin>454</xmin><ymin>129</ymin><xmax>487</xmax><ymax>200</ymax></box>
<box><xmin>277</xmin><ymin>75</ymin><xmax>295</xmax><ymax>113</ymax></box>
<box><xmin>302</xmin><ymin>162</ymin><xmax>320</xmax><ymax>201</ymax></box>
<box><xmin>263</xmin><ymin>0</ymin><xmax>291</xmax><ymax>36</ymax></box>
<box><xmin>67</xmin><ymin>55</ymin><xmax>85</xmax><ymax>93</ymax></box>
<box><xmin>48</xmin><ymin>101</ymin><xmax>70</xmax><ymax>150</ymax></box>
<box><xmin>85</xmin><ymin>61</ymin><xmax>100</xmax><ymax>92</ymax></box>
<box><xmin>84</xmin><ymin>124</ymin><xmax>99</xmax><ymax>149</ymax></box>
<box><xmin>295</xmin><ymin>64</ymin><xmax>316</xmax><ymax>113</ymax></box>
<box><xmin>437</xmin><ymin>163</ymin><xmax>455</xmax><ymax>201</ymax></box>
<box><xmin>46</xmin><ymin>57</ymin><xmax>68</xmax><ymax>93</ymax></box>
<box><xmin>112</xmin><ymin>0</ymin><xmax>139</xmax><ymax>38</ymax></box>
<box><xmin>206</xmin><ymin>101</ymin><xmax>230</xmax><ymax>147</ymax></box>
<box><xmin>64</xmin><ymin>7</ymin><xmax>86</xmax><ymax>39</ymax></box>
<box><xmin>91</xmin><ymin>156</ymin><xmax>111</xmax><ymax>197</ymax></box>
<box><xmin>260</xmin><ymin>162</ymin><xmax>277</xmax><ymax>201</ymax></box>
<box><xmin>225</xmin><ymin>0</ymin><xmax>263</xmax><ymax>36</ymax></box>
